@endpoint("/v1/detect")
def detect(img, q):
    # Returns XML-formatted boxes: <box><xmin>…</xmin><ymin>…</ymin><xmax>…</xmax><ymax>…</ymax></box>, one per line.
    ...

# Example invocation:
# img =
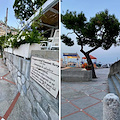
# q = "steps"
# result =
<box><xmin>108</xmin><ymin>73</ymin><xmax>120</xmax><ymax>97</ymax></box>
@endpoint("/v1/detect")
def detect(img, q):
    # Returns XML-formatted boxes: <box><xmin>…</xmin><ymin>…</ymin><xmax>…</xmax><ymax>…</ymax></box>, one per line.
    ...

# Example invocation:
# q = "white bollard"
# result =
<box><xmin>103</xmin><ymin>93</ymin><xmax>120</xmax><ymax>120</ymax></box>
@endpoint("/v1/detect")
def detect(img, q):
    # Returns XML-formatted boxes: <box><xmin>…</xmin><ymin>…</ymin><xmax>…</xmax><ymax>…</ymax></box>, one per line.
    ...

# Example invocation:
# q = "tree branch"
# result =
<box><xmin>67</xmin><ymin>32</ymin><xmax>74</xmax><ymax>36</ymax></box>
<box><xmin>81</xmin><ymin>45</ymin><xmax>83</xmax><ymax>50</ymax></box>
<box><xmin>80</xmin><ymin>47</ymin><xmax>85</xmax><ymax>54</ymax></box>
<box><xmin>73</xmin><ymin>30</ymin><xmax>84</xmax><ymax>50</ymax></box>
<box><xmin>73</xmin><ymin>30</ymin><xmax>81</xmax><ymax>39</ymax></box>
<box><xmin>102</xmin><ymin>31</ymin><xmax>106</xmax><ymax>41</ymax></box>
<box><xmin>30</xmin><ymin>0</ymin><xmax>36</xmax><ymax>12</ymax></box>
<box><xmin>86</xmin><ymin>46</ymin><xmax>99</xmax><ymax>54</ymax></box>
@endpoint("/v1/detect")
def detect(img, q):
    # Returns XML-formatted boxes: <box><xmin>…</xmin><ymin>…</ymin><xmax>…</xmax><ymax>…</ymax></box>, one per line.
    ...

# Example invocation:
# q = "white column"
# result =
<box><xmin>79</xmin><ymin>58</ymin><xmax>80</xmax><ymax>67</ymax></box>
<box><xmin>64</xmin><ymin>56</ymin><xmax>65</xmax><ymax>65</ymax></box>
<box><xmin>67</xmin><ymin>57</ymin><xmax>68</xmax><ymax>65</ymax></box>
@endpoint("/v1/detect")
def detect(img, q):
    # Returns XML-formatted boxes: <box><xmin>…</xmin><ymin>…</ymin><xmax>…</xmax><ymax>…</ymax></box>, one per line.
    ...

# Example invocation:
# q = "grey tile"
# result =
<box><xmin>84</xmin><ymin>102</ymin><xmax>103</xmax><ymax>120</ymax></box>
<box><xmin>62</xmin><ymin>111</ymin><xmax>92</xmax><ymax>120</ymax></box>
<box><xmin>90</xmin><ymin>91</ymin><xmax>107</xmax><ymax>100</ymax></box>
<box><xmin>72</xmin><ymin>96</ymin><xmax>99</xmax><ymax>109</ymax></box>
<box><xmin>61</xmin><ymin>102</ymin><xmax>79</xmax><ymax>117</ymax></box>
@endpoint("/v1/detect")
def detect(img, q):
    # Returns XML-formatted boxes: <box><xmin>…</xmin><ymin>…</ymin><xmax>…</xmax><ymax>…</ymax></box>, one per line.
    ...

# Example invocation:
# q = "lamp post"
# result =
<box><xmin>5</xmin><ymin>8</ymin><xmax>8</xmax><ymax>39</ymax></box>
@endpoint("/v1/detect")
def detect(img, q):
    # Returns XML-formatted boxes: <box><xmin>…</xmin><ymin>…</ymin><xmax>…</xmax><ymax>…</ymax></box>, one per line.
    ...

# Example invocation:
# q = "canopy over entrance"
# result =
<box><xmin>63</xmin><ymin>53</ymin><xmax>80</xmax><ymax>67</ymax></box>
<box><xmin>82</xmin><ymin>55</ymin><xmax>97</xmax><ymax>68</ymax></box>
<box><xmin>21</xmin><ymin>0</ymin><xmax>59</xmax><ymax>38</ymax></box>
<box><xmin>63</xmin><ymin>53</ymin><xmax>80</xmax><ymax>59</ymax></box>
<box><xmin>82</xmin><ymin>55</ymin><xmax>97</xmax><ymax>59</ymax></box>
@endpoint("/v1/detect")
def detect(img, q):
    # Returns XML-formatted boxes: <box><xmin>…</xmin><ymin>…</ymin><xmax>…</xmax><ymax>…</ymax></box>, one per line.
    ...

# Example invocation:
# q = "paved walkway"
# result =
<box><xmin>0</xmin><ymin>58</ymin><xmax>32</xmax><ymax>120</ymax></box>
<box><xmin>61</xmin><ymin>68</ymin><xmax>109</xmax><ymax>120</ymax></box>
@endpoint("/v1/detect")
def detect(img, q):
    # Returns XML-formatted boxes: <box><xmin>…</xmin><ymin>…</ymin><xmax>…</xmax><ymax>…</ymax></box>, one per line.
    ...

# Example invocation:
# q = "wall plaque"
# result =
<box><xmin>30</xmin><ymin>56</ymin><xmax>59</xmax><ymax>98</ymax></box>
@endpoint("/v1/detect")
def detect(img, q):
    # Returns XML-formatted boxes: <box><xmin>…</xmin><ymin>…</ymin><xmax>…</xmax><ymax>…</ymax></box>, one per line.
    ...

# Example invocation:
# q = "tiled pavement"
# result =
<box><xmin>0</xmin><ymin>58</ymin><xmax>32</xmax><ymax>120</ymax></box>
<box><xmin>61</xmin><ymin>68</ymin><xmax>109</xmax><ymax>120</ymax></box>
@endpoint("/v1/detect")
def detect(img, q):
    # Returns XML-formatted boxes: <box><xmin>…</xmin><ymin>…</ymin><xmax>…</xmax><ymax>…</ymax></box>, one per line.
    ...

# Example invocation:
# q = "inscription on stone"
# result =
<box><xmin>30</xmin><ymin>56</ymin><xmax>59</xmax><ymax>98</ymax></box>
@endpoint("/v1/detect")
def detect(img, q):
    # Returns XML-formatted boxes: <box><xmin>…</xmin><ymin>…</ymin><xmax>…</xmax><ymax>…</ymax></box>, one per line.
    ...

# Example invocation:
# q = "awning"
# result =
<box><xmin>63</xmin><ymin>53</ymin><xmax>80</xmax><ymax>58</ymax></box>
<box><xmin>21</xmin><ymin>0</ymin><xmax>59</xmax><ymax>31</ymax></box>
<box><xmin>82</xmin><ymin>55</ymin><xmax>97</xmax><ymax>59</ymax></box>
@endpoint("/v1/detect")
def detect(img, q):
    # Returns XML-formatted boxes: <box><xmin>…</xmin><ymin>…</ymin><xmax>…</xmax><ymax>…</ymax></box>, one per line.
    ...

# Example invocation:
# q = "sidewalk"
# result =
<box><xmin>0</xmin><ymin>58</ymin><xmax>32</xmax><ymax>120</ymax></box>
<box><xmin>61</xmin><ymin>68</ymin><xmax>109</xmax><ymax>120</ymax></box>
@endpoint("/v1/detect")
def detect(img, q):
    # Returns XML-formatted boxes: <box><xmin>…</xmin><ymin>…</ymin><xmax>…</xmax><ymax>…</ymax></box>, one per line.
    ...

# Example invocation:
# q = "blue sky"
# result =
<box><xmin>0</xmin><ymin>0</ymin><xmax>19</xmax><ymax>29</ymax></box>
<box><xmin>0</xmin><ymin>0</ymin><xmax>120</xmax><ymax>64</ymax></box>
<box><xmin>61</xmin><ymin>0</ymin><xmax>120</xmax><ymax>64</ymax></box>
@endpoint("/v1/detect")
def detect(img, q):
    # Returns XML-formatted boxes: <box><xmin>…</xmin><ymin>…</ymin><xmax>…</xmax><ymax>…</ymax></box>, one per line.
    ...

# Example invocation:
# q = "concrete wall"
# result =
<box><xmin>61</xmin><ymin>68</ymin><xmax>92</xmax><ymax>82</ymax></box>
<box><xmin>3</xmin><ymin>50</ymin><xmax>59</xmax><ymax>120</ymax></box>
<box><xmin>109</xmin><ymin>60</ymin><xmax>120</xmax><ymax>77</ymax></box>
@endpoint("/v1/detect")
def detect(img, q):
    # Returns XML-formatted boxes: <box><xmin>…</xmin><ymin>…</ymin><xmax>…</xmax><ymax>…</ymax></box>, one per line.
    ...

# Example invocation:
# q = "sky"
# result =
<box><xmin>61</xmin><ymin>0</ymin><xmax>120</xmax><ymax>65</ymax></box>
<box><xmin>0</xmin><ymin>0</ymin><xmax>120</xmax><ymax>64</ymax></box>
<box><xmin>0</xmin><ymin>0</ymin><xmax>19</xmax><ymax>29</ymax></box>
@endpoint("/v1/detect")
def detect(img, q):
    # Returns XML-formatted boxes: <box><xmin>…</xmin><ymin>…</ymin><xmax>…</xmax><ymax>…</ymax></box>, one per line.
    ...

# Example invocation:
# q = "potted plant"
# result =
<box><xmin>4</xmin><ymin>21</ymin><xmax>47</xmax><ymax>58</ymax></box>
<box><xmin>85</xmin><ymin>65</ymin><xmax>92</xmax><ymax>70</ymax></box>
<box><xmin>3</xmin><ymin>9</ymin><xmax>49</xmax><ymax>58</ymax></box>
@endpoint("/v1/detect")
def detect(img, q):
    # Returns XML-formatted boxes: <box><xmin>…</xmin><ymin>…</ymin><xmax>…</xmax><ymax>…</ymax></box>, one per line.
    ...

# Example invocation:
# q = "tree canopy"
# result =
<box><xmin>13</xmin><ymin>0</ymin><xmax>47</xmax><ymax>21</ymax></box>
<box><xmin>61</xmin><ymin>10</ymin><xmax>120</xmax><ymax>78</ymax></box>
<box><xmin>62</xmin><ymin>10</ymin><xmax>120</xmax><ymax>50</ymax></box>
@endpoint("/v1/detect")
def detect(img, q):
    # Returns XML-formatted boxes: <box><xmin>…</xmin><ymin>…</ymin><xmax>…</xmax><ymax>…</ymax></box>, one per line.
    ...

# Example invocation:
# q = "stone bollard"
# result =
<box><xmin>103</xmin><ymin>93</ymin><xmax>120</xmax><ymax>120</ymax></box>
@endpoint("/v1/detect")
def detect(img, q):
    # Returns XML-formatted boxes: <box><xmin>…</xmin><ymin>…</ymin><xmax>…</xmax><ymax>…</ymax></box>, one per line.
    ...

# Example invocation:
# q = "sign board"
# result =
<box><xmin>30</xmin><ymin>56</ymin><xmax>59</xmax><ymax>98</ymax></box>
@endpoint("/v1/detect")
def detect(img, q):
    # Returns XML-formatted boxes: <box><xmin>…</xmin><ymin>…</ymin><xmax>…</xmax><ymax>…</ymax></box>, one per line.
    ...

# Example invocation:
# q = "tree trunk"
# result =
<box><xmin>0</xmin><ymin>46</ymin><xmax>3</xmax><ymax>58</ymax></box>
<box><xmin>81</xmin><ymin>50</ymin><xmax>97</xmax><ymax>78</ymax></box>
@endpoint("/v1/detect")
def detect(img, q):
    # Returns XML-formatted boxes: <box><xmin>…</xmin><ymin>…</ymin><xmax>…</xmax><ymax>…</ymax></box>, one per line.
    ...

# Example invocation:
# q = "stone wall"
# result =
<box><xmin>61</xmin><ymin>68</ymin><xmax>92</xmax><ymax>82</ymax></box>
<box><xmin>109</xmin><ymin>60</ymin><xmax>120</xmax><ymax>77</ymax></box>
<box><xmin>3</xmin><ymin>50</ymin><xmax>59</xmax><ymax>120</ymax></box>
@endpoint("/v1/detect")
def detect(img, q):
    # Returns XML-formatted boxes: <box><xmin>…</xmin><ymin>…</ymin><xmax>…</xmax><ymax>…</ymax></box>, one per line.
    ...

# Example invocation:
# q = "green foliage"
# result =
<box><xmin>10</xmin><ymin>34</ymin><xmax>19</xmax><ymax>48</ymax></box>
<box><xmin>10</xmin><ymin>25</ymin><xmax>46</xmax><ymax>48</ymax></box>
<box><xmin>0</xmin><ymin>35</ymin><xmax>5</xmax><ymax>47</ymax></box>
<box><xmin>61</xmin><ymin>34</ymin><xmax>74</xmax><ymax>46</ymax></box>
<box><xmin>13</xmin><ymin>0</ymin><xmax>47</xmax><ymax>21</ymax></box>
<box><xmin>85</xmin><ymin>65</ymin><xmax>92</xmax><ymax>70</ymax></box>
<box><xmin>3</xmin><ymin>8</ymin><xmax>47</xmax><ymax>49</ymax></box>
<box><xmin>0</xmin><ymin>33</ymin><xmax>13</xmax><ymax>48</ymax></box>
<box><xmin>61</xmin><ymin>10</ymin><xmax>120</xmax><ymax>50</ymax></box>
<box><xmin>62</xmin><ymin>10</ymin><xmax>87</xmax><ymax>31</ymax></box>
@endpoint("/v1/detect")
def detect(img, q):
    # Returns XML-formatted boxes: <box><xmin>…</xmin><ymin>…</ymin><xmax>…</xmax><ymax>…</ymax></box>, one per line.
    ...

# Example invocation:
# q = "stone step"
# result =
<box><xmin>115</xmin><ymin>73</ymin><xmax>120</xmax><ymax>82</ymax></box>
<box><xmin>108</xmin><ymin>77</ymin><xmax>117</xmax><ymax>95</ymax></box>
<box><xmin>111</xmin><ymin>75</ymin><xmax>120</xmax><ymax>97</ymax></box>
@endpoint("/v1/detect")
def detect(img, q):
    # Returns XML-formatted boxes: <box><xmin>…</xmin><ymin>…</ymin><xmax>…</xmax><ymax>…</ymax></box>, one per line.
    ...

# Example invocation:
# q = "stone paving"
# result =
<box><xmin>0</xmin><ymin>58</ymin><xmax>32</xmax><ymax>120</ymax></box>
<box><xmin>61</xmin><ymin>68</ymin><xmax>109</xmax><ymax>120</ymax></box>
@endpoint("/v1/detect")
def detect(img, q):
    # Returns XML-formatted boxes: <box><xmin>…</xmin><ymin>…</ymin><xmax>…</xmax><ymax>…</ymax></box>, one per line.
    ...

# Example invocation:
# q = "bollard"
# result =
<box><xmin>103</xmin><ymin>93</ymin><xmax>120</xmax><ymax>120</ymax></box>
